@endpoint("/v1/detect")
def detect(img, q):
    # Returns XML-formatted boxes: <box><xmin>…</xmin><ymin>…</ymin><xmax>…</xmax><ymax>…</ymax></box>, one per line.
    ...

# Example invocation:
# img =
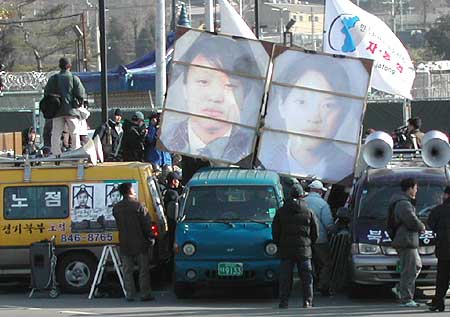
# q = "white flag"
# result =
<box><xmin>218</xmin><ymin>0</ymin><xmax>257</xmax><ymax>40</ymax></box>
<box><xmin>324</xmin><ymin>0</ymin><xmax>415</xmax><ymax>99</ymax></box>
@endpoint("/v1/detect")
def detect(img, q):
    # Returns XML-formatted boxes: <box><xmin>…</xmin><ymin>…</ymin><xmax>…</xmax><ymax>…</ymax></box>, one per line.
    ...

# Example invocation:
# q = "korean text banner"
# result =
<box><xmin>323</xmin><ymin>0</ymin><xmax>415</xmax><ymax>99</ymax></box>
<box><xmin>160</xmin><ymin>28</ymin><xmax>272</xmax><ymax>164</ymax></box>
<box><xmin>257</xmin><ymin>48</ymin><xmax>372</xmax><ymax>183</ymax></box>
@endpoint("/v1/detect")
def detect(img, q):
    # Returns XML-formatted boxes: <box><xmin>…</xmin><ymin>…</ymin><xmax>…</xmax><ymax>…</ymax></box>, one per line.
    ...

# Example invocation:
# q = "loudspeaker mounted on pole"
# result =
<box><xmin>60</xmin><ymin>138</ymin><xmax>98</xmax><ymax>165</ymax></box>
<box><xmin>421</xmin><ymin>130</ymin><xmax>450</xmax><ymax>168</ymax></box>
<box><xmin>362</xmin><ymin>131</ymin><xmax>394</xmax><ymax>168</ymax></box>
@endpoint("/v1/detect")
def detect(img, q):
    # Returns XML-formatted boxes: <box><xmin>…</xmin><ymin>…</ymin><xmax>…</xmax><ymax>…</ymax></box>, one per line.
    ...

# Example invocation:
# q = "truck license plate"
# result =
<box><xmin>217</xmin><ymin>262</ymin><xmax>243</xmax><ymax>277</ymax></box>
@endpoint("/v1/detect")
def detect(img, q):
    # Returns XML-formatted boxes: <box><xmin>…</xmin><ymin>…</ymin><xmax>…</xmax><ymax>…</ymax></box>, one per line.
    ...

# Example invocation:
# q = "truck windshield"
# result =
<box><xmin>358</xmin><ymin>182</ymin><xmax>445</xmax><ymax>220</ymax></box>
<box><xmin>183</xmin><ymin>186</ymin><xmax>279</xmax><ymax>222</ymax></box>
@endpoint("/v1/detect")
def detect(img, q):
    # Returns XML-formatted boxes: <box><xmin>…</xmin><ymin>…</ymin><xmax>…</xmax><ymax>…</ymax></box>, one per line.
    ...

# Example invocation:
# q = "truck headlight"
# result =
<box><xmin>182</xmin><ymin>243</ymin><xmax>196</xmax><ymax>256</ymax></box>
<box><xmin>265</xmin><ymin>242</ymin><xmax>278</xmax><ymax>256</ymax></box>
<box><xmin>419</xmin><ymin>245</ymin><xmax>435</xmax><ymax>255</ymax></box>
<box><xmin>381</xmin><ymin>246</ymin><xmax>398</xmax><ymax>255</ymax></box>
<box><xmin>358</xmin><ymin>243</ymin><xmax>382</xmax><ymax>255</ymax></box>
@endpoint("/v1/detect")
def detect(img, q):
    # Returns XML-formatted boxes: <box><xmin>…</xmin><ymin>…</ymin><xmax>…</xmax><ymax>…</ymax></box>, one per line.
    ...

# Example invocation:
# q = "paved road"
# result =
<box><xmin>0</xmin><ymin>281</ymin><xmax>444</xmax><ymax>317</ymax></box>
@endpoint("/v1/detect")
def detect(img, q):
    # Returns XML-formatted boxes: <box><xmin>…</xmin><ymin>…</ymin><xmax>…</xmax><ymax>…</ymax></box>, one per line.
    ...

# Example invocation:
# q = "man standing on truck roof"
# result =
<box><xmin>272</xmin><ymin>184</ymin><xmax>319</xmax><ymax>309</ymax></box>
<box><xmin>304</xmin><ymin>180</ymin><xmax>336</xmax><ymax>296</ymax></box>
<box><xmin>45</xmin><ymin>57</ymin><xmax>85</xmax><ymax>156</ymax></box>
<box><xmin>113</xmin><ymin>182</ymin><xmax>155</xmax><ymax>302</ymax></box>
<box><xmin>389</xmin><ymin>178</ymin><xmax>425</xmax><ymax>307</ymax></box>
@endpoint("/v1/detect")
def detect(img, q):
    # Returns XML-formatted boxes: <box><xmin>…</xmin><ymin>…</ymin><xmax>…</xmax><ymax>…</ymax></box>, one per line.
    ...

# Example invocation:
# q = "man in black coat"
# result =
<box><xmin>121</xmin><ymin>111</ymin><xmax>147</xmax><ymax>162</ymax></box>
<box><xmin>112</xmin><ymin>183</ymin><xmax>154</xmax><ymax>301</ymax></box>
<box><xmin>272</xmin><ymin>184</ymin><xmax>319</xmax><ymax>309</ymax></box>
<box><xmin>427</xmin><ymin>186</ymin><xmax>450</xmax><ymax>312</ymax></box>
<box><xmin>93</xmin><ymin>108</ymin><xmax>123</xmax><ymax>160</ymax></box>
<box><xmin>164</xmin><ymin>172</ymin><xmax>182</xmax><ymax>252</ymax></box>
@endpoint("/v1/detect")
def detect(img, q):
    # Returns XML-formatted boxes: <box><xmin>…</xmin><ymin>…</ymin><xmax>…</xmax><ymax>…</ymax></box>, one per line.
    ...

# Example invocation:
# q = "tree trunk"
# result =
<box><xmin>33</xmin><ymin>49</ymin><xmax>42</xmax><ymax>72</ymax></box>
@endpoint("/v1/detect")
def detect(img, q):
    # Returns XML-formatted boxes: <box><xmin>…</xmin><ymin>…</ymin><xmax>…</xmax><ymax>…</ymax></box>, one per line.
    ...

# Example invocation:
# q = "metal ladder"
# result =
<box><xmin>88</xmin><ymin>245</ymin><xmax>126</xmax><ymax>299</ymax></box>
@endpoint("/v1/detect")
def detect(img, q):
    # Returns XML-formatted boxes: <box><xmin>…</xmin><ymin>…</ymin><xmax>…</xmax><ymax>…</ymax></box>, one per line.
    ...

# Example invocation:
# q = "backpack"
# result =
<box><xmin>39</xmin><ymin>75</ymin><xmax>61</xmax><ymax>119</ymax></box>
<box><xmin>386</xmin><ymin>200</ymin><xmax>404</xmax><ymax>239</ymax></box>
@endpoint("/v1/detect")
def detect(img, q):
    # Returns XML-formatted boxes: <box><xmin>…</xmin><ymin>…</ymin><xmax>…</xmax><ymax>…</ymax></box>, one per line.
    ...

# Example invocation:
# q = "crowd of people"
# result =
<box><xmin>274</xmin><ymin>178</ymin><xmax>450</xmax><ymax>311</ymax></box>
<box><xmin>33</xmin><ymin>57</ymin><xmax>450</xmax><ymax>310</ymax></box>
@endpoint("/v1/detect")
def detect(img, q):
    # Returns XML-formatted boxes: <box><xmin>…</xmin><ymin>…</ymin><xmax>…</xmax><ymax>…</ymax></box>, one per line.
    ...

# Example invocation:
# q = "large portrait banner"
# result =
<box><xmin>257</xmin><ymin>48</ymin><xmax>373</xmax><ymax>183</ymax></box>
<box><xmin>160</xmin><ymin>27</ymin><xmax>273</xmax><ymax>164</ymax></box>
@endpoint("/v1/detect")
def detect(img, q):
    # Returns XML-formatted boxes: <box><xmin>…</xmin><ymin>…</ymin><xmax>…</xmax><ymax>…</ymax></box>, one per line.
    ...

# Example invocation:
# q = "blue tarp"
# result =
<box><xmin>75</xmin><ymin>32</ymin><xmax>176</xmax><ymax>94</ymax></box>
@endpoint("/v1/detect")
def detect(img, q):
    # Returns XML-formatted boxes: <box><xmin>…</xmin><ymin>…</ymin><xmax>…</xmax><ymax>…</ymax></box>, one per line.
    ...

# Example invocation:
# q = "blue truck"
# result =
<box><xmin>173</xmin><ymin>168</ymin><xmax>284</xmax><ymax>298</ymax></box>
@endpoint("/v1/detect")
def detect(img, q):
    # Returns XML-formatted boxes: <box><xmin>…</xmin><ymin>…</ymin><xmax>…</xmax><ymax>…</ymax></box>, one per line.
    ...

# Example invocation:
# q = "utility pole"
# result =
<box><xmin>171</xmin><ymin>0</ymin><xmax>176</xmax><ymax>31</ymax></box>
<box><xmin>255</xmin><ymin>0</ymin><xmax>260</xmax><ymax>38</ymax></box>
<box><xmin>310</xmin><ymin>6</ymin><xmax>315</xmax><ymax>50</ymax></box>
<box><xmin>81</xmin><ymin>12</ymin><xmax>88</xmax><ymax>71</ymax></box>
<box><xmin>99</xmin><ymin>0</ymin><xmax>108</xmax><ymax>123</ymax></box>
<box><xmin>156</xmin><ymin>0</ymin><xmax>166</xmax><ymax>109</ymax></box>
<box><xmin>399</xmin><ymin>0</ymin><xmax>404</xmax><ymax>31</ymax></box>
<box><xmin>205</xmin><ymin>0</ymin><xmax>214</xmax><ymax>31</ymax></box>
<box><xmin>391</xmin><ymin>0</ymin><xmax>396</xmax><ymax>34</ymax></box>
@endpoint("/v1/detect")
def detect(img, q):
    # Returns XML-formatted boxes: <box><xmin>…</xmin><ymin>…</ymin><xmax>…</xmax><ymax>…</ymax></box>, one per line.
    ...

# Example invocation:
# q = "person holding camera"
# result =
<box><xmin>44</xmin><ymin>57</ymin><xmax>85</xmax><ymax>156</ymax></box>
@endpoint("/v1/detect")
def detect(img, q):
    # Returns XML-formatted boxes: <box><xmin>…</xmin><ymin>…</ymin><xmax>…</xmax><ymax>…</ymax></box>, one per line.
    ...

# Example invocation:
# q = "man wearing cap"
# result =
<box><xmin>122</xmin><ymin>111</ymin><xmax>147</xmax><ymax>162</ymax></box>
<box><xmin>272</xmin><ymin>184</ymin><xmax>319</xmax><ymax>309</ymax></box>
<box><xmin>93</xmin><ymin>108</ymin><xmax>123</xmax><ymax>160</ymax></box>
<box><xmin>427</xmin><ymin>186</ymin><xmax>450</xmax><ymax>312</ymax></box>
<box><xmin>304</xmin><ymin>180</ymin><xmax>335</xmax><ymax>296</ymax></box>
<box><xmin>145</xmin><ymin>111</ymin><xmax>172</xmax><ymax>167</ymax></box>
<box><xmin>44</xmin><ymin>57</ymin><xmax>86</xmax><ymax>156</ymax></box>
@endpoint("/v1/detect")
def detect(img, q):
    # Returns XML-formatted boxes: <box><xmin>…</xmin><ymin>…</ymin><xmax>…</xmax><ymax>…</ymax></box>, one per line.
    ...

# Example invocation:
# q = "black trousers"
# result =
<box><xmin>279</xmin><ymin>257</ymin><xmax>313</xmax><ymax>304</ymax></box>
<box><xmin>433</xmin><ymin>259</ymin><xmax>450</xmax><ymax>306</ymax></box>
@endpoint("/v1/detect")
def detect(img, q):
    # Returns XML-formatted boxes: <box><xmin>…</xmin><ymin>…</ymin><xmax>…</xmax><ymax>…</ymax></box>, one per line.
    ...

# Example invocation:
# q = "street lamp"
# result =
<box><xmin>284</xmin><ymin>18</ymin><xmax>296</xmax><ymax>46</ymax></box>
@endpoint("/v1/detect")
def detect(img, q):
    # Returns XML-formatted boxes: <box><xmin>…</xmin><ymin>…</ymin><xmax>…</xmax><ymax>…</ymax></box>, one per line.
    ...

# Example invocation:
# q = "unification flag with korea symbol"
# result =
<box><xmin>323</xmin><ymin>0</ymin><xmax>415</xmax><ymax>99</ymax></box>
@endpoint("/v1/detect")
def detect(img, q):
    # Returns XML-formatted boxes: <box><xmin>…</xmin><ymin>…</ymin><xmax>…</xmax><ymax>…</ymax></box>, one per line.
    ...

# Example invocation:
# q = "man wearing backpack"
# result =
<box><xmin>44</xmin><ymin>57</ymin><xmax>85</xmax><ymax>156</ymax></box>
<box><xmin>388</xmin><ymin>178</ymin><xmax>425</xmax><ymax>307</ymax></box>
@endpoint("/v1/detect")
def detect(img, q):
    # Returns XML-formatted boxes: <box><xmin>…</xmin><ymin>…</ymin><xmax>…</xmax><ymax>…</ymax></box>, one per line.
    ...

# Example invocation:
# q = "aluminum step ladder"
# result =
<box><xmin>88</xmin><ymin>245</ymin><xmax>126</xmax><ymax>299</ymax></box>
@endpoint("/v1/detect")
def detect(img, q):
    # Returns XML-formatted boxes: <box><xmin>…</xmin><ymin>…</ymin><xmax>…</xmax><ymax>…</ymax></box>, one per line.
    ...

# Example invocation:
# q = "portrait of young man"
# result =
<box><xmin>160</xmin><ymin>29</ymin><xmax>270</xmax><ymax>164</ymax></box>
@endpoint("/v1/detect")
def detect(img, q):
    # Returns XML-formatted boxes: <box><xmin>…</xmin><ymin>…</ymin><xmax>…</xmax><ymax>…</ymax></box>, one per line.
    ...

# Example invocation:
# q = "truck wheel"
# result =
<box><xmin>57</xmin><ymin>253</ymin><xmax>97</xmax><ymax>293</ymax></box>
<box><xmin>174</xmin><ymin>282</ymin><xmax>195</xmax><ymax>299</ymax></box>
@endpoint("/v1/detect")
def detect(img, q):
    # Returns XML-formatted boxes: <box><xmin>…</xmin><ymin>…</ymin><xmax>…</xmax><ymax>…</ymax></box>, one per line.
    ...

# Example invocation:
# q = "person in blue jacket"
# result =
<box><xmin>145</xmin><ymin>111</ymin><xmax>172</xmax><ymax>167</ymax></box>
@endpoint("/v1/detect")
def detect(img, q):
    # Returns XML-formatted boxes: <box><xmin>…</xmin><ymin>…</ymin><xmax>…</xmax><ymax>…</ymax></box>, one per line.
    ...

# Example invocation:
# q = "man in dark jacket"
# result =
<box><xmin>164</xmin><ymin>172</ymin><xmax>181</xmax><ymax>251</ymax></box>
<box><xmin>121</xmin><ymin>111</ymin><xmax>147</xmax><ymax>162</ymax></box>
<box><xmin>390</xmin><ymin>178</ymin><xmax>425</xmax><ymax>307</ymax></box>
<box><xmin>162</xmin><ymin>172</ymin><xmax>181</xmax><ymax>280</ymax></box>
<box><xmin>272</xmin><ymin>184</ymin><xmax>319</xmax><ymax>309</ymax></box>
<box><xmin>45</xmin><ymin>57</ymin><xmax>85</xmax><ymax>156</ymax></box>
<box><xmin>427</xmin><ymin>186</ymin><xmax>450</xmax><ymax>312</ymax></box>
<box><xmin>112</xmin><ymin>182</ymin><xmax>154</xmax><ymax>301</ymax></box>
<box><xmin>93</xmin><ymin>108</ymin><xmax>123</xmax><ymax>160</ymax></box>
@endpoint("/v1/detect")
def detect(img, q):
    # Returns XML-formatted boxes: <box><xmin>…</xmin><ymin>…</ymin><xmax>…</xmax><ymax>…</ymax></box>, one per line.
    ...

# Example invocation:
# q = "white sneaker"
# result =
<box><xmin>391</xmin><ymin>286</ymin><xmax>401</xmax><ymax>300</ymax></box>
<box><xmin>401</xmin><ymin>300</ymin><xmax>420</xmax><ymax>307</ymax></box>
